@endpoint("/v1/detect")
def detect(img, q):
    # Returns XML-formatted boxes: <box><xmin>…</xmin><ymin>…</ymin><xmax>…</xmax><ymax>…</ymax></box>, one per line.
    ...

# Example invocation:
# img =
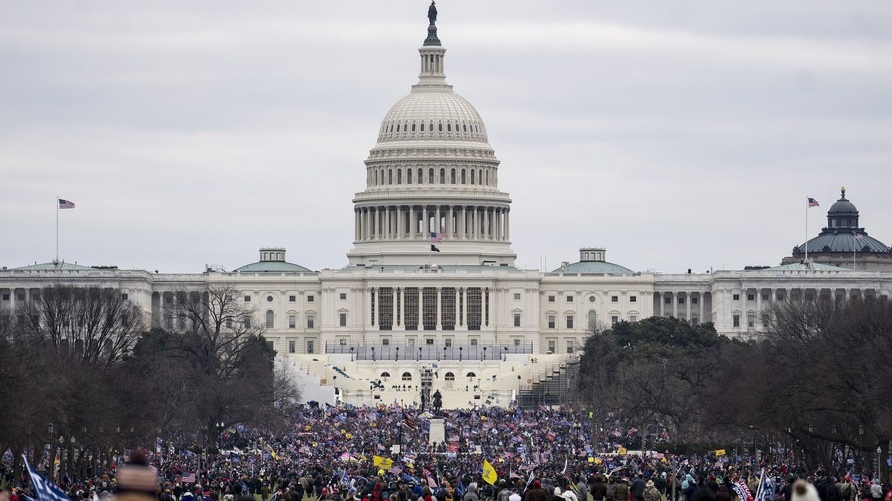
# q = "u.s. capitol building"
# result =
<box><xmin>4</xmin><ymin>8</ymin><xmax>891</xmax><ymax>408</ymax></box>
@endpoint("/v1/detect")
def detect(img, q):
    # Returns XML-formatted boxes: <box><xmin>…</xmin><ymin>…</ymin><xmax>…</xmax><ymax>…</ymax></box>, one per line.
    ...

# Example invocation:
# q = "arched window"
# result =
<box><xmin>471</xmin><ymin>170</ymin><xmax>476</xmax><ymax>185</ymax></box>
<box><xmin>439</xmin><ymin>123</ymin><xmax>443</xmax><ymax>132</ymax></box>
<box><xmin>389</xmin><ymin>124</ymin><xmax>393</xmax><ymax>133</ymax></box>
<box><xmin>444</xmin><ymin>372</ymin><xmax>455</xmax><ymax>381</ymax></box>
<box><xmin>430</xmin><ymin>122</ymin><xmax>434</xmax><ymax>132</ymax></box>
<box><xmin>401</xmin><ymin>372</ymin><xmax>413</xmax><ymax>381</ymax></box>
<box><xmin>388</xmin><ymin>169</ymin><xmax>392</xmax><ymax>184</ymax></box>
<box><xmin>465</xmin><ymin>371</ymin><xmax>476</xmax><ymax>378</ymax></box>
<box><xmin>397</xmin><ymin>169</ymin><xmax>402</xmax><ymax>184</ymax></box>
<box><xmin>418</xmin><ymin>168</ymin><xmax>423</xmax><ymax>184</ymax></box>
<box><xmin>439</xmin><ymin>168</ymin><xmax>445</xmax><ymax>184</ymax></box>
<box><xmin>407</xmin><ymin>169</ymin><xmax>413</xmax><ymax>184</ymax></box>
<box><xmin>375</xmin><ymin>170</ymin><xmax>379</xmax><ymax>185</ymax></box>
<box><xmin>411</xmin><ymin>123</ymin><xmax>416</xmax><ymax>132</ymax></box>
<box><xmin>396</xmin><ymin>123</ymin><xmax>400</xmax><ymax>132</ymax></box>
<box><xmin>447</xmin><ymin>123</ymin><xmax>452</xmax><ymax>132</ymax></box>
<box><xmin>265</xmin><ymin>310</ymin><xmax>275</xmax><ymax>329</ymax></box>
<box><xmin>428</xmin><ymin>168</ymin><xmax>434</xmax><ymax>184</ymax></box>
<box><xmin>380</xmin><ymin>372</ymin><xmax>391</xmax><ymax>378</ymax></box>
<box><xmin>587</xmin><ymin>310</ymin><xmax>598</xmax><ymax>330</ymax></box>
<box><xmin>420</xmin><ymin>123</ymin><xmax>425</xmax><ymax>132</ymax></box>
<box><xmin>461</xmin><ymin>169</ymin><xmax>466</xmax><ymax>184</ymax></box>
<box><xmin>485</xmin><ymin>170</ymin><xmax>489</xmax><ymax>186</ymax></box>
<box><xmin>450</xmin><ymin>168</ymin><xmax>456</xmax><ymax>184</ymax></box>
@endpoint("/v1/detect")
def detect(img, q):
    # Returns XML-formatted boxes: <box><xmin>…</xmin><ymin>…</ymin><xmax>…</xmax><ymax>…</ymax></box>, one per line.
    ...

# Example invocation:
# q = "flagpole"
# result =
<box><xmin>55</xmin><ymin>195</ymin><xmax>59</xmax><ymax>264</ymax></box>
<box><xmin>804</xmin><ymin>197</ymin><xmax>808</xmax><ymax>265</ymax></box>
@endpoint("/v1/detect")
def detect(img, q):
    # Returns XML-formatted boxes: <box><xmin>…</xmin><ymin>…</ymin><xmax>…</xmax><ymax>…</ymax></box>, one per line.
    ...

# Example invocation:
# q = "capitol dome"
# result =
<box><xmin>376</xmin><ymin>92</ymin><xmax>489</xmax><ymax>144</ymax></box>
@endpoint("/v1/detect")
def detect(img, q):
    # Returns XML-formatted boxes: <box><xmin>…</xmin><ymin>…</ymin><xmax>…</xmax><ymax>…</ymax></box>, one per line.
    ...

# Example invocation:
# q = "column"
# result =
<box><xmin>685</xmin><ymin>292</ymin><xmax>691</xmax><ymax>320</ymax></box>
<box><xmin>392</xmin><ymin>288</ymin><xmax>398</xmax><ymax>330</ymax></box>
<box><xmin>458</xmin><ymin>206</ymin><xmax>465</xmax><ymax>239</ymax></box>
<box><xmin>483</xmin><ymin>208</ymin><xmax>490</xmax><ymax>239</ymax></box>
<box><xmin>409</xmin><ymin>205</ymin><xmax>416</xmax><ymax>239</ymax></box>
<box><xmin>698</xmin><ymin>293</ymin><xmax>704</xmax><ymax>322</ymax></box>
<box><xmin>505</xmin><ymin>211</ymin><xmax>510</xmax><ymax>240</ymax></box>
<box><xmin>672</xmin><ymin>292</ymin><xmax>678</xmax><ymax>318</ymax></box>
<box><xmin>472</xmin><ymin>207</ymin><xmax>478</xmax><ymax>239</ymax></box>
<box><xmin>397</xmin><ymin>206</ymin><xmax>403</xmax><ymax>240</ymax></box>
<box><xmin>355</xmin><ymin>209</ymin><xmax>360</xmax><ymax>241</ymax></box>
<box><xmin>447</xmin><ymin>205</ymin><xmax>454</xmax><ymax>239</ymax></box>
<box><xmin>422</xmin><ymin>206</ymin><xmax>429</xmax><ymax>238</ymax></box>
<box><xmin>756</xmin><ymin>289</ymin><xmax>762</xmax><ymax>319</ymax></box>
<box><xmin>399</xmin><ymin>287</ymin><xmax>405</xmax><ymax>327</ymax></box>
<box><xmin>659</xmin><ymin>292</ymin><xmax>665</xmax><ymax>317</ymax></box>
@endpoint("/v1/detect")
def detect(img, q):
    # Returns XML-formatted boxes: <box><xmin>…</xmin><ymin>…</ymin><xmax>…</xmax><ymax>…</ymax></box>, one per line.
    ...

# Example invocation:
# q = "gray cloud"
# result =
<box><xmin>2</xmin><ymin>1</ymin><xmax>891</xmax><ymax>274</ymax></box>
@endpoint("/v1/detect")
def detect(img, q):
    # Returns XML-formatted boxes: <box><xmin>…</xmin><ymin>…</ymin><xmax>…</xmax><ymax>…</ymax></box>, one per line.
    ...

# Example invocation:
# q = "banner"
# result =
<box><xmin>482</xmin><ymin>459</ymin><xmax>498</xmax><ymax>485</ymax></box>
<box><xmin>373</xmin><ymin>455</ymin><xmax>394</xmax><ymax>469</ymax></box>
<box><xmin>23</xmin><ymin>456</ymin><xmax>69</xmax><ymax>501</ymax></box>
<box><xmin>715</xmin><ymin>449</ymin><xmax>726</xmax><ymax>456</ymax></box>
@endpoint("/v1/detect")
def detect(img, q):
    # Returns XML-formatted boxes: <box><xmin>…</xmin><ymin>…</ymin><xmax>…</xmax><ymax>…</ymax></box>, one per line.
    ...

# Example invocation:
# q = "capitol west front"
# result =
<box><xmin>3</xmin><ymin>11</ymin><xmax>892</xmax><ymax>408</ymax></box>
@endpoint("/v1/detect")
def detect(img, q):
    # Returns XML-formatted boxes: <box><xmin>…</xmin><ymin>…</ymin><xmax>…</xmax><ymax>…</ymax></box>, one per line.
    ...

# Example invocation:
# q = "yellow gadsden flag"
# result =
<box><xmin>373</xmin><ymin>455</ymin><xmax>394</xmax><ymax>469</ymax></box>
<box><xmin>715</xmin><ymin>449</ymin><xmax>726</xmax><ymax>456</ymax></box>
<box><xmin>482</xmin><ymin>459</ymin><xmax>498</xmax><ymax>485</ymax></box>
<box><xmin>617</xmin><ymin>447</ymin><xmax>628</xmax><ymax>455</ymax></box>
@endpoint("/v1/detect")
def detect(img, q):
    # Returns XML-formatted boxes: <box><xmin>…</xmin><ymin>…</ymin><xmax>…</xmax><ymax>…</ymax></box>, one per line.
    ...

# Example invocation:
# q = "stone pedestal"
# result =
<box><xmin>429</xmin><ymin>418</ymin><xmax>445</xmax><ymax>445</ymax></box>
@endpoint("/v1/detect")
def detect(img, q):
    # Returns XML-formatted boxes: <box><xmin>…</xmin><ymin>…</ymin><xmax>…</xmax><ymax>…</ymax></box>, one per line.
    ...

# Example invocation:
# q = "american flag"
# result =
<box><xmin>58</xmin><ymin>198</ymin><xmax>76</xmax><ymax>209</ymax></box>
<box><xmin>430</xmin><ymin>231</ymin><xmax>443</xmax><ymax>243</ymax></box>
<box><xmin>182</xmin><ymin>472</ymin><xmax>196</xmax><ymax>483</ymax></box>
<box><xmin>807</xmin><ymin>197</ymin><xmax>820</xmax><ymax>208</ymax></box>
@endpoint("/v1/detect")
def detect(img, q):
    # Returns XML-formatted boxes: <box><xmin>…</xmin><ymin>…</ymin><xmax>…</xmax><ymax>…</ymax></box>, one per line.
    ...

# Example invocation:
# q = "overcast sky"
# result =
<box><xmin>3</xmin><ymin>1</ymin><xmax>891</xmax><ymax>274</ymax></box>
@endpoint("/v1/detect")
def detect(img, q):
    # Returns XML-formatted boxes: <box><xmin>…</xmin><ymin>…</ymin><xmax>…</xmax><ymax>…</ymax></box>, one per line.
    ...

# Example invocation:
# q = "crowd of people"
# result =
<box><xmin>0</xmin><ymin>405</ymin><xmax>888</xmax><ymax>501</ymax></box>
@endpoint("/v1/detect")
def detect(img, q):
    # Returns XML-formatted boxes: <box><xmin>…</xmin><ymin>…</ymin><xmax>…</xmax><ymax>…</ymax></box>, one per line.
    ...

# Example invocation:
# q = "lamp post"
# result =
<box><xmin>443</xmin><ymin>346</ymin><xmax>446</xmax><ymax>361</ymax></box>
<box><xmin>459</xmin><ymin>346</ymin><xmax>463</xmax><ymax>362</ymax></box>
<box><xmin>371</xmin><ymin>346</ymin><xmax>375</xmax><ymax>361</ymax></box>
<box><xmin>418</xmin><ymin>347</ymin><xmax>422</xmax><ymax>362</ymax></box>
<box><xmin>395</xmin><ymin>346</ymin><xmax>400</xmax><ymax>362</ymax></box>
<box><xmin>350</xmin><ymin>346</ymin><xmax>354</xmax><ymax>362</ymax></box>
<box><xmin>503</xmin><ymin>346</ymin><xmax>508</xmax><ymax>361</ymax></box>
<box><xmin>483</xmin><ymin>346</ymin><xmax>487</xmax><ymax>361</ymax></box>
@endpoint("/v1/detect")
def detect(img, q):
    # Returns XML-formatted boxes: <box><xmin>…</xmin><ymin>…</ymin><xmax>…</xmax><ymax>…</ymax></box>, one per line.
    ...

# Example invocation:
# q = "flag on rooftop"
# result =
<box><xmin>58</xmin><ymin>199</ymin><xmax>76</xmax><ymax>209</ymax></box>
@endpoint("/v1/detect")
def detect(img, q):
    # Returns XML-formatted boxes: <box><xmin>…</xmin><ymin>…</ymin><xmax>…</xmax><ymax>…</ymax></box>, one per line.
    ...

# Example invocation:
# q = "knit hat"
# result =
<box><xmin>790</xmin><ymin>481</ymin><xmax>819</xmax><ymax>501</ymax></box>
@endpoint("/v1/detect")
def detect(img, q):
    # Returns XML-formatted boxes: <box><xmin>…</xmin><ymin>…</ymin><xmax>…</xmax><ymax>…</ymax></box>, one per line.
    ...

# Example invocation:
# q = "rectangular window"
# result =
<box><xmin>306</xmin><ymin>339</ymin><xmax>314</xmax><ymax>354</ymax></box>
<box><xmin>338</xmin><ymin>338</ymin><xmax>347</xmax><ymax>346</ymax></box>
<box><xmin>691</xmin><ymin>317</ymin><xmax>699</xmax><ymax>326</ymax></box>
<box><xmin>513</xmin><ymin>313</ymin><xmax>521</xmax><ymax>327</ymax></box>
<box><xmin>469</xmin><ymin>338</ymin><xmax>478</xmax><ymax>346</ymax></box>
<box><xmin>378</xmin><ymin>287</ymin><xmax>394</xmax><ymax>331</ymax></box>
<box><xmin>664</xmin><ymin>296</ymin><xmax>671</xmax><ymax>304</ymax></box>
<box><xmin>566</xmin><ymin>295</ymin><xmax>573</xmax><ymax>302</ymax></box>
<box><xmin>444</xmin><ymin>338</ymin><xmax>452</xmax><ymax>347</ymax></box>
<box><xmin>441</xmin><ymin>287</ymin><xmax>456</xmax><ymax>331</ymax></box>
<box><xmin>121</xmin><ymin>293</ymin><xmax>128</xmax><ymax>300</ymax></box>
<box><xmin>611</xmin><ymin>296</ymin><xmax>618</xmax><ymax>303</ymax></box>
<box><xmin>288</xmin><ymin>340</ymin><xmax>295</xmax><ymax>354</ymax></box>
<box><xmin>630</xmin><ymin>296</ymin><xmax>637</xmax><ymax>303</ymax></box>
<box><xmin>307</xmin><ymin>314</ymin><xmax>315</xmax><ymax>329</ymax></box>
<box><xmin>692</xmin><ymin>297</ymin><xmax>698</xmax><ymax>305</ymax></box>
<box><xmin>405</xmin><ymin>288</ymin><xmax>419</xmax><ymax>330</ymax></box>
<box><xmin>513</xmin><ymin>338</ymin><xmax>521</xmax><ymax>346</ymax></box>
<box><xmin>629</xmin><ymin>315</ymin><xmax>637</xmax><ymax>323</ymax></box>
<box><xmin>467</xmin><ymin>287</ymin><xmax>482</xmax><ymax>331</ymax></box>
<box><xmin>244</xmin><ymin>316</ymin><xmax>252</xmax><ymax>328</ymax></box>
<box><xmin>777</xmin><ymin>292</ymin><xmax>785</xmax><ymax>301</ymax></box>
<box><xmin>266</xmin><ymin>340</ymin><xmax>274</xmax><ymax>351</ymax></box>
<box><xmin>407</xmin><ymin>338</ymin><xmax>415</xmax><ymax>347</ymax></box>
<box><xmin>425</xmin><ymin>338</ymin><xmax>434</xmax><ymax>345</ymax></box>
<box><xmin>307</xmin><ymin>295</ymin><xmax>314</xmax><ymax>302</ymax></box>
<box><xmin>566</xmin><ymin>340</ymin><xmax>574</xmax><ymax>354</ymax></box>
<box><xmin>289</xmin><ymin>295</ymin><xmax>296</xmax><ymax>302</ymax></box>
<box><xmin>244</xmin><ymin>295</ymin><xmax>251</xmax><ymax>302</ymax></box>
<box><xmin>747</xmin><ymin>312</ymin><xmax>755</xmax><ymax>328</ymax></box>
<box><xmin>382</xmin><ymin>338</ymin><xmax>390</xmax><ymax>345</ymax></box>
<box><xmin>762</xmin><ymin>293</ymin><xmax>769</xmax><ymax>301</ymax></box>
<box><xmin>423</xmin><ymin>287</ymin><xmax>437</xmax><ymax>330</ymax></box>
<box><xmin>339</xmin><ymin>292</ymin><xmax>347</xmax><ymax>300</ymax></box>
<box><xmin>747</xmin><ymin>294</ymin><xmax>755</xmax><ymax>301</ymax></box>
<box><xmin>678</xmin><ymin>297</ymin><xmax>685</xmax><ymax>304</ymax></box>
<box><xmin>547</xmin><ymin>315</ymin><xmax>555</xmax><ymax>329</ymax></box>
<box><xmin>548</xmin><ymin>295</ymin><xmax>555</xmax><ymax>303</ymax></box>
<box><xmin>611</xmin><ymin>315</ymin><xmax>619</xmax><ymax>325</ymax></box>
<box><xmin>1</xmin><ymin>294</ymin><xmax>8</xmax><ymax>301</ymax></box>
<box><xmin>339</xmin><ymin>313</ymin><xmax>347</xmax><ymax>327</ymax></box>
<box><xmin>289</xmin><ymin>315</ymin><xmax>296</xmax><ymax>329</ymax></box>
<box><xmin>733</xmin><ymin>294</ymin><xmax>740</xmax><ymax>301</ymax></box>
<box><xmin>566</xmin><ymin>315</ymin><xmax>574</xmax><ymax>329</ymax></box>
<box><xmin>733</xmin><ymin>314</ymin><xmax>740</xmax><ymax>327</ymax></box>
<box><xmin>266</xmin><ymin>313</ymin><xmax>274</xmax><ymax>329</ymax></box>
<box><xmin>547</xmin><ymin>339</ymin><xmax>556</xmax><ymax>353</ymax></box>
<box><xmin>513</xmin><ymin>293</ymin><xmax>521</xmax><ymax>301</ymax></box>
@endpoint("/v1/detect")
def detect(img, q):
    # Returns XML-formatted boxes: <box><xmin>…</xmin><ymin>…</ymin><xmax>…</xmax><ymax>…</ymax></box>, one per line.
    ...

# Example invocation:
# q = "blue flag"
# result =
<box><xmin>23</xmin><ymin>456</ymin><xmax>70</xmax><ymax>501</ymax></box>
